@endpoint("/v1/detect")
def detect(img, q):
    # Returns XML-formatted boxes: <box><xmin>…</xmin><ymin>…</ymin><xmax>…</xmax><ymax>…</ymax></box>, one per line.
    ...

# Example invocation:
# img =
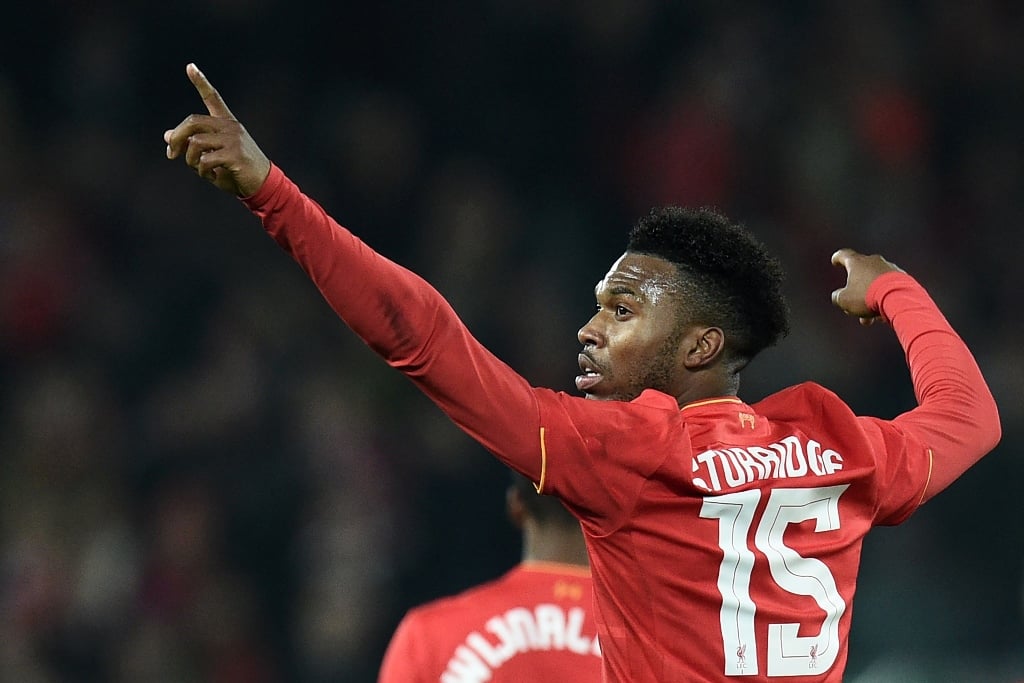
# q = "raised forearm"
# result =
<box><xmin>871</xmin><ymin>272</ymin><xmax>1001</xmax><ymax>500</ymax></box>
<box><xmin>243</xmin><ymin>165</ymin><xmax>547</xmax><ymax>475</ymax></box>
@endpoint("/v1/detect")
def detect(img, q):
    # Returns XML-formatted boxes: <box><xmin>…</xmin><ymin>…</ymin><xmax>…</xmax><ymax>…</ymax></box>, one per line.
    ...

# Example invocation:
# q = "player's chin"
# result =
<box><xmin>576</xmin><ymin>374</ymin><xmax>629</xmax><ymax>401</ymax></box>
<box><xmin>582</xmin><ymin>388</ymin><xmax>624</xmax><ymax>402</ymax></box>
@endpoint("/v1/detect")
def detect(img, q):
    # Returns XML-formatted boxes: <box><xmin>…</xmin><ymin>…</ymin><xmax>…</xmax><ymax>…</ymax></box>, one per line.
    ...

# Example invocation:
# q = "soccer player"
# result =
<box><xmin>377</xmin><ymin>474</ymin><xmax>601</xmax><ymax>682</ymax></box>
<box><xmin>164</xmin><ymin>64</ymin><xmax>1001</xmax><ymax>682</ymax></box>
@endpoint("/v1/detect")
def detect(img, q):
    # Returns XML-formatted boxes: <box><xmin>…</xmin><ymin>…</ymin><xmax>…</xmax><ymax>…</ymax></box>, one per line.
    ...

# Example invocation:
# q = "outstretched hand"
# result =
<box><xmin>830</xmin><ymin>248</ymin><xmax>904</xmax><ymax>325</ymax></box>
<box><xmin>163</xmin><ymin>63</ymin><xmax>271</xmax><ymax>197</ymax></box>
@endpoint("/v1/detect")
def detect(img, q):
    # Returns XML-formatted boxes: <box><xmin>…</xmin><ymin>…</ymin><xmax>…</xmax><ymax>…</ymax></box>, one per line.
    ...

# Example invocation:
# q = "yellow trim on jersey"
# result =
<box><xmin>535</xmin><ymin>426</ymin><xmax>548</xmax><ymax>493</ymax></box>
<box><xmin>521</xmin><ymin>560</ymin><xmax>592</xmax><ymax>578</ymax></box>
<box><xmin>680</xmin><ymin>396</ymin><xmax>744</xmax><ymax>411</ymax></box>
<box><xmin>917</xmin><ymin>448</ymin><xmax>934</xmax><ymax>506</ymax></box>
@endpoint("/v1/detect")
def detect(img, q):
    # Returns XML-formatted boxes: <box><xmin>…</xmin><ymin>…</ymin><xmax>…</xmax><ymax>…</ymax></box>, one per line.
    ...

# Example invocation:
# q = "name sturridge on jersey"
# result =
<box><xmin>692</xmin><ymin>435</ymin><xmax>844</xmax><ymax>493</ymax></box>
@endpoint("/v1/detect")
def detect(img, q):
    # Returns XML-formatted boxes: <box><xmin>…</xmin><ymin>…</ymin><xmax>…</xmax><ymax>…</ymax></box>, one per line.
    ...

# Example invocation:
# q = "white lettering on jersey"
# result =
<box><xmin>440</xmin><ymin>605</ymin><xmax>601</xmax><ymax>683</ymax></box>
<box><xmin>692</xmin><ymin>436</ymin><xmax>844</xmax><ymax>493</ymax></box>
<box><xmin>700</xmin><ymin>485</ymin><xmax>849</xmax><ymax>676</ymax></box>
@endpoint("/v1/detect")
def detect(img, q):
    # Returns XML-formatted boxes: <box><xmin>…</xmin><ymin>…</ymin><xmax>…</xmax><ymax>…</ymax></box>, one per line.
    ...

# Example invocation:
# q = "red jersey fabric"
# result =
<box><xmin>377</xmin><ymin>563</ymin><xmax>601</xmax><ymax>682</ymax></box>
<box><xmin>244</xmin><ymin>165</ymin><xmax>1000</xmax><ymax>682</ymax></box>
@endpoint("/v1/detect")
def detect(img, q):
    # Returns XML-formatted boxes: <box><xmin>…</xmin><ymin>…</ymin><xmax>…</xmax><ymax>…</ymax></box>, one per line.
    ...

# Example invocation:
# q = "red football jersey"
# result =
<box><xmin>246</xmin><ymin>165</ymin><xmax>1000</xmax><ymax>682</ymax></box>
<box><xmin>378</xmin><ymin>563</ymin><xmax>601</xmax><ymax>682</ymax></box>
<box><xmin>533</xmin><ymin>384</ymin><xmax>927</xmax><ymax>680</ymax></box>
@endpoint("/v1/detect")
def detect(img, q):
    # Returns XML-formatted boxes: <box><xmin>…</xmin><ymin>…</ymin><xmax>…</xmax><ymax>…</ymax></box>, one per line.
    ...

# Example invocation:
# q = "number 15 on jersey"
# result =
<box><xmin>700</xmin><ymin>485</ymin><xmax>849</xmax><ymax>677</ymax></box>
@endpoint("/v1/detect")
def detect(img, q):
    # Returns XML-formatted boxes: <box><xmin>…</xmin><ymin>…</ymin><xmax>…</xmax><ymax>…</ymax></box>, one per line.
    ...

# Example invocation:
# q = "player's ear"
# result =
<box><xmin>682</xmin><ymin>326</ymin><xmax>725</xmax><ymax>369</ymax></box>
<box><xmin>506</xmin><ymin>485</ymin><xmax>526</xmax><ymax>529</ymax></box>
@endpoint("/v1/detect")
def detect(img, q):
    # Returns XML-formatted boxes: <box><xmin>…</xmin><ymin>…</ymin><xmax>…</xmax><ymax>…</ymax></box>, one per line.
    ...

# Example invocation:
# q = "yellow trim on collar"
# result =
<box><xmin>521</xmin><ymin>561</ymin><xmax>591</xmax><ymax>578</ymax></box>
<box><xmin>681</xmin><ymin>397</ymin><xmax>744</xmax><ymax>411</ymax></box>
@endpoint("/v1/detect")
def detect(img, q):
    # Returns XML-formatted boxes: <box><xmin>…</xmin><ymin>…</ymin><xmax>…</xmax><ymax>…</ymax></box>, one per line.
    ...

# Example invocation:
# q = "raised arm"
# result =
<box><xmin>831</xmin><ymin>248</ymin><xmax>1001</xmax><ymax>502</ymax></box>
<box><xmin>164</xmin><ymin>64</ymin><xmax>550</xmax><ymax>480</ymax></box>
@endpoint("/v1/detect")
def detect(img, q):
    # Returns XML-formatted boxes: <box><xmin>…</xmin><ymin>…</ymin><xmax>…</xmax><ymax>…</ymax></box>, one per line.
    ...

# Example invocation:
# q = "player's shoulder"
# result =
<box><xmin>754</xmin><ymin>381</ymin><xmax>854</xmax><ymax>420</ymax></box>
<box><xmin>549</xmin><ymin>387</ymin><xmax>679</xmax><ymax>415</ymax></box>
<box><xmin>762</xmin><ymin>380</ymin><xmax>840</xmax><ymax>401</ymax></box>
<box><xmin>544</xmin><ymin>388</ymin><xmax>682</xmax><ymax>444</ymax></box>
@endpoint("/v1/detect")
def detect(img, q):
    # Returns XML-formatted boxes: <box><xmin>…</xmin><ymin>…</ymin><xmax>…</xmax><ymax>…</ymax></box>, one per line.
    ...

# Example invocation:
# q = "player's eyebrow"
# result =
<box><xmin>608</xmin><ymin>284</ymin><xmax>641</xmax><ymax>297</ymax></box>
<box><xmin>594</xmin><ymin>282</ymin><xmax>644</xmax><ymax>301</ymax></box>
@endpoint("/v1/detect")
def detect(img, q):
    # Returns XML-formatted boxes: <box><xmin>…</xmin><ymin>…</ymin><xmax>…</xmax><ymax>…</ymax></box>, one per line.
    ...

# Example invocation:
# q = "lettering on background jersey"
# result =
<box><xmin>440</xmin><ymin>604</ymin><xmax>601</xmax><ymax>683</ymax></box>
<box><xmin>691</xmin><ymin>435</ymin><xmax>844</xmax><ymax>493</ymax></box>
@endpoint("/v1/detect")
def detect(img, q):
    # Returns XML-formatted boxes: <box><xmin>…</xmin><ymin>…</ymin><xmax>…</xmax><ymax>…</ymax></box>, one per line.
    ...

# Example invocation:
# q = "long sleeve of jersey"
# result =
<box><xmin>243</xmin><ymin>164</ymin><xmax>550</xmax><ymax>481</ymax></box>
<box><xmin>866</xmin><ymin>271</ymin><xmax>1001</xmax><ymax>501</ymax></box>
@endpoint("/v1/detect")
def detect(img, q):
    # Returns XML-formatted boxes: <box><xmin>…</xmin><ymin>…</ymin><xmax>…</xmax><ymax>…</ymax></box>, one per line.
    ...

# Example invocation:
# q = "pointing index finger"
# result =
<box><xmin>186</xmin><ymin>63</ymin><xmax>235</xmax><ymax>119</ymax></box>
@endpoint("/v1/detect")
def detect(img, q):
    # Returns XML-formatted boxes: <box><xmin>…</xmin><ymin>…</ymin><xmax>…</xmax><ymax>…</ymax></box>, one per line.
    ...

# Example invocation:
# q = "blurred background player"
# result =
<box><xmin>377</xmin><ymin>473</ymin><xmax>601</xmax><ymax>682</ymax></box>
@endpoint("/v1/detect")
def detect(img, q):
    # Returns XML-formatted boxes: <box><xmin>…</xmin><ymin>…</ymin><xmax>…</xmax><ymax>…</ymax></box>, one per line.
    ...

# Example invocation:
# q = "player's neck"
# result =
<box><xmin>675</xmin><ymin>369</ymin><xmax>740</xmax><ymax>408</ymax></box>
<box><xmin>522</xmin><ymin>527</ymin><xmax>589</xmax><ymax>567</ymax></box>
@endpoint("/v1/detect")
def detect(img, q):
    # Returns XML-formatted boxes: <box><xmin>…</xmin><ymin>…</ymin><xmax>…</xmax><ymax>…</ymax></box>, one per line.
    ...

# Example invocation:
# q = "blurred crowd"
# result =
<box><xmin>1</xmin><ymin>1</ymin><xmax>1022</xmax><ymax>681</ymax></box>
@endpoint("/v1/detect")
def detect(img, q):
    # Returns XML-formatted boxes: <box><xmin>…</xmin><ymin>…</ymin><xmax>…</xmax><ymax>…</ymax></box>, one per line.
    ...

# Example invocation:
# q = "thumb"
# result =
<box><xmin>186</xmin><ymin>63</ymin><xmax>236</xmax><ymax>119</ymax></box>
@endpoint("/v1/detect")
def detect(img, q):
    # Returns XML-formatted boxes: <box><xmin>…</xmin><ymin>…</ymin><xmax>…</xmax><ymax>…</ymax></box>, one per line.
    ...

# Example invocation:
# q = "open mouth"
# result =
<box><xmin>576</xmin><ymin>353</ymin><xmax>603</xmax><ymax>392</ymax></box>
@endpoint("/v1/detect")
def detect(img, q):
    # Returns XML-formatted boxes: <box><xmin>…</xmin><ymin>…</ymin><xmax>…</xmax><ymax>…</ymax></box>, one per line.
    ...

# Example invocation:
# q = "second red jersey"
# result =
<box><xmin>378</xmin><ymin>562</ymin><xmax>601</xmax><ymax>683</ymax></box>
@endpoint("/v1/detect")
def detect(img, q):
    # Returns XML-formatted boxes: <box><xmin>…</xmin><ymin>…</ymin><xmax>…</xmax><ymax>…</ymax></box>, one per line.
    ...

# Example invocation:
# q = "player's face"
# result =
<box><xmin>576</xmin><ymin>252</ymin><xmax>690</xmax><ymax>402</ymax></box>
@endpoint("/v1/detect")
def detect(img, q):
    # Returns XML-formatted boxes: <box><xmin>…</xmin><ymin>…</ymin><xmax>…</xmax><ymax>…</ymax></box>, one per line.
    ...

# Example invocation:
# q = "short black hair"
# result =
<box><xmin>627</xmin><ymin>206</ymin><xmax>790</xmax><ymax>367</ymax></box>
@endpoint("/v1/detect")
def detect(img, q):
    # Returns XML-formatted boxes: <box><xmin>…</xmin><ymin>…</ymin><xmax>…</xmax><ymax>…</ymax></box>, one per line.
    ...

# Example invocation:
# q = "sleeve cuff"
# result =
<box><xmin>240</xmin><ymin>163</ymin><xmax>286</xmax><ymax>210</ymax></box>
<box><xmin>865</xmin><ymin>271</ymin><xmax>920</xmax><ymax>317</ymax></box>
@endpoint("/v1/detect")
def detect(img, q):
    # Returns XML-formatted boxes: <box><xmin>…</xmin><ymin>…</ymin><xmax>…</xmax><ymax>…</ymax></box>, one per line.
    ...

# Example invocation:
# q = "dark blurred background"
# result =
<box><xmin>1</xmin><ymin>1</ymin><xmax>1021</xmax><ymax>681</ymax></box>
